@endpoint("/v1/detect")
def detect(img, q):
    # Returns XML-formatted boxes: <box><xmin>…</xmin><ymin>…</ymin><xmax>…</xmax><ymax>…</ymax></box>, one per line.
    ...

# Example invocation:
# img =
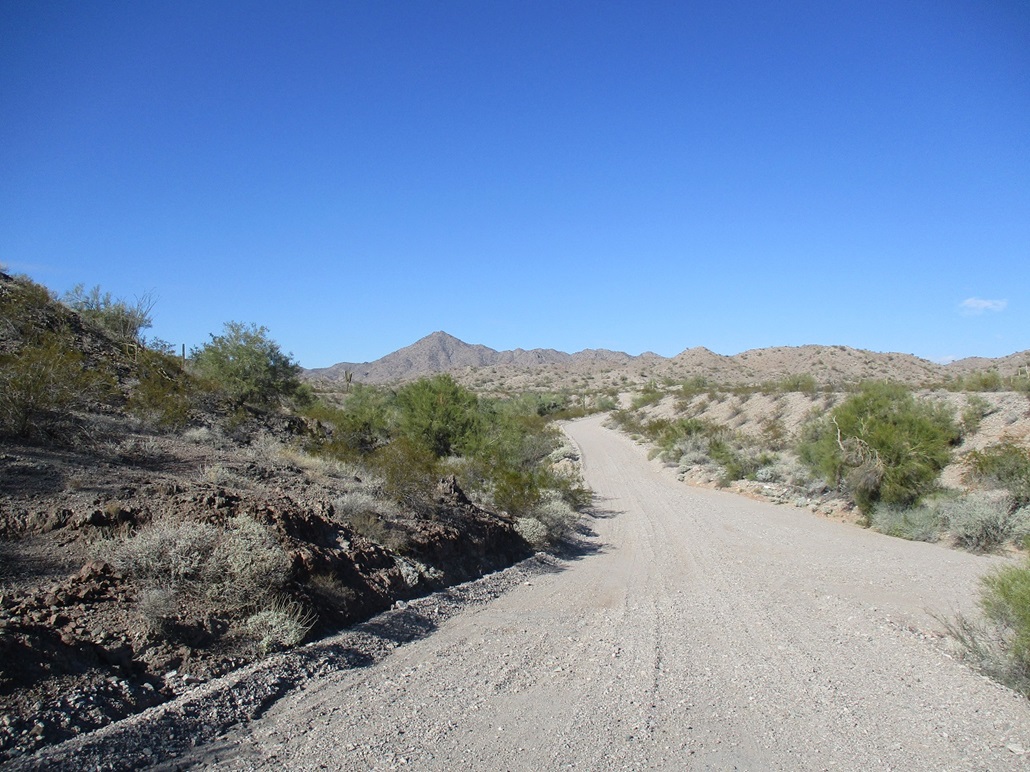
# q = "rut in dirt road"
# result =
<box><xmin>181</xmin><ymin>413</ymin><xmax>1030</xmax><ymax>770</ymax></box>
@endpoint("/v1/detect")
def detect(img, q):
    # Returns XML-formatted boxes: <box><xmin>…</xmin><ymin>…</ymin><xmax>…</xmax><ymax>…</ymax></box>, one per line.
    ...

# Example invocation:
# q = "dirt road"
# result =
<box><xmin>180</xmin><ymin>414</ymin><xmax>1030</xmax><ymax>769</ymax></box>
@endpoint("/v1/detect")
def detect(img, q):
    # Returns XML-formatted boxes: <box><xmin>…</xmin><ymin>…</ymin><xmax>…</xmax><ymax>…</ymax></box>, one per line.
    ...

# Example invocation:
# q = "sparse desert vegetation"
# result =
<box><xmin>3</xmin><ymin>267</ymin><xmax>1030</xmax><ymax>762</ymax></box>
<box><xmin>0</xmin><ymin>271</ymin><xmax>587</xmax><ymax>760</ymax></box>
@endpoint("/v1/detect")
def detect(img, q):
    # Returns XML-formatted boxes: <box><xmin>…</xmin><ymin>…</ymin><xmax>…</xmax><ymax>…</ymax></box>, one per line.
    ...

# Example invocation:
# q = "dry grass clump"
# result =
<box><xmin>102</xmin><ymin>514</ymin><xmax>305</xmax><ymax>650</ymax></box>
<box><xmin>938</xmin><ymin>492</ymin><xmax>1030</xmax><ymax>553</ymax></box>
<box><xmin>870</xmin><ymin>491</ymin><xmax>1030</xmax><ymax>551</ymax></box>
<box><xmin>244</xmin><ymin>596</ymin><xmax>317</xmax><ymax>655</ymax></box>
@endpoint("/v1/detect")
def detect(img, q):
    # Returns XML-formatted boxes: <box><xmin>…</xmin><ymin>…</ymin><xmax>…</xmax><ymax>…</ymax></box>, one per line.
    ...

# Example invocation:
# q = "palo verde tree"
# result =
<box><xmin>798</xmin><ymin>381</ymin><xmax>959</xmax><ymax>512</ymax></box>
<box><xmin>395</xmin><ymin>374</ymin><xmax>481</xmax><ymax>457</ymax></box>
<box><xmin>190</xmin><ymin>322</ymin><xmax>304</xmax><ymax>409</ymax></box>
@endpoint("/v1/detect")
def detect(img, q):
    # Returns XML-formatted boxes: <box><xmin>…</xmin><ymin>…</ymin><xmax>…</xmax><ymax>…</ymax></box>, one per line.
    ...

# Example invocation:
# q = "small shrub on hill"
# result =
<box><xmin>0</xmin><ymin>333</ymin><xmax>113</xmax><ymax>439</ymax></box>
<box><xmin>965</xmin><ymin>442</ymin><xmax>1030</xmax><ymax>508</ymax></box>
<box><xmin>960</xmin><ymin>395</ymin><xmax>993</xmax><ymax>437</ymax></box>
<box><xmin>61</xmin><ymin>283</ymin><xmax>155</xmax><ymax>344</ymax></box>
<box><xmin>126</xmin><ymin>349</ymin><xmax>193</xmax><ymax>430</ymax></box>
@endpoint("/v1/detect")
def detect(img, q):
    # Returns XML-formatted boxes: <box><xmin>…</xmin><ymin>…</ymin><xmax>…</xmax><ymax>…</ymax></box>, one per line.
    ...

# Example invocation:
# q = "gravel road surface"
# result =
<box><xmin>54</xmin><ymin>414</ymin><xmax>1030</xmax><ymax>769</ymax></box>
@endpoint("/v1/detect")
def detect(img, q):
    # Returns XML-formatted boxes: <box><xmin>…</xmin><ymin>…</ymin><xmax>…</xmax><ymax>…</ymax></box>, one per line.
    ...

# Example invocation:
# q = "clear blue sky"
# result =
<box><xmin>2</xmin><ymin>1</ymin><xmax>1027</xmax><ymax>367</ymax></box>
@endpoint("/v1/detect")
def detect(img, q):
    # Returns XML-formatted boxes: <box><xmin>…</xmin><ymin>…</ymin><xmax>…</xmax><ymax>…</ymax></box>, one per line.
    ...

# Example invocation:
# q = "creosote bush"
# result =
<box><xmin>0</xmin><ymin>333</ymin><xmax>112</xmax><ymax>438</ymax></box>
<box><xmin>965</xmin><ymin>442</ymin><xmax>1030</xmax><ymax>508</ymax></box>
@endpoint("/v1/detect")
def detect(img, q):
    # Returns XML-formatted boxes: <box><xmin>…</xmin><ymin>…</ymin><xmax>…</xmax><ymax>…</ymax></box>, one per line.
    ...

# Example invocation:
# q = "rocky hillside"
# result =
<box><xmin>0</xmin><ymin>275</ymin><xmax>536</xmax><ymax>761</ymax></box>
<box><xmin>305</xmin><ymin>332</ymin><xmax>1030</xmax><ymax>390</ymax></box>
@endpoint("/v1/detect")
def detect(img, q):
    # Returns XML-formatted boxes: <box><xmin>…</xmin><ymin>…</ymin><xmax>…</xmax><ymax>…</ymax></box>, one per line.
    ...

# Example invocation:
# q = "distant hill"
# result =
<box><xmin>304</xmin><ymin>331</ymin><xmax>635</xmax><ymax>384</ymax></box>
<box><xmin>303</xmin><ymin>331</ymin><xmax>1030</xmax><ymax>390</ymax></box>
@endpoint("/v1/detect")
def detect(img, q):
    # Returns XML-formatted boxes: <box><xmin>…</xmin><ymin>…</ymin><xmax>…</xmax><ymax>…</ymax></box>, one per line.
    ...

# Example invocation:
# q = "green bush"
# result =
<box><xmin>126</xmin><ymin>349</ymin><xmax>193</xmax><ymax>429</ymax></box>
<box><xmin>0</xmin><ymin>333</ymin><xmax>112</xmax><ymax>438</ymax></box>
<box><xmin>303</xmin><ymin>385</ymin><xmax>391</xmax><ymax>456</ymax></box>
<box><xmin>190</xmin><ymin>322</ymin><xmax>303</xmax><ymax>410</ymax></box>
<box><xmin>797</xmin><ymin>382</ymin><xmax>959</xmax><ymax>512</ymax></box>
<box><xmin>950</xmin><ymin>555</ymin><xmax>1030</xmax><ymax>695</ymax></box>
<box><xmin>776</xmin><ymin>373</ymin><xmax>818</xmax><ymax>394</ymax></box>
<box><xmin>369</xmin><ymin>436</ymin><xmax>442</xmax><ymax>509</ymax></box>
<box><xmin>632</xmin><ymin>381</ymin><xmax>665</xmax><ymax>409</ymax></box>
<box><xmin>395</xmin><ymin>375</ymin><xmax>480</xmax><ymax>457</ymax></box>
<box><xmin>980</xmin><ymin>559</ymin><xmax>1030</xmax><ymax>673</ymax></box>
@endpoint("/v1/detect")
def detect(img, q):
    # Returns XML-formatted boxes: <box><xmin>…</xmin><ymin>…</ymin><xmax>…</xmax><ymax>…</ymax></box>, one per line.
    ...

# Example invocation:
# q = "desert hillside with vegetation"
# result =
<box><xmin>3</xmin><ymin>269</ymin><xmax>1030</xmax><ymax>765</ymax></box>
<box><xmin>0</xmin><ymin>272</ymin><xmax>586</xmax><ymax>761</ymax></box>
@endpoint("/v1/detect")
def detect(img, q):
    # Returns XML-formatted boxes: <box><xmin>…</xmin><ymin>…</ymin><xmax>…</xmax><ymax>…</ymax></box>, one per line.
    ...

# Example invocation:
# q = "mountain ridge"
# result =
<box><xmin>303</xmin><ymin>331</ymin><xmax>1030</xmax><ymax>388</ymax></box>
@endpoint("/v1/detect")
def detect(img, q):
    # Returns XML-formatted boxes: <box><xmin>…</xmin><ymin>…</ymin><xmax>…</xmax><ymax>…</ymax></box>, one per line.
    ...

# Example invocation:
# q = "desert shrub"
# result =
<box><xmin>776</xmin><ymin>373</ymin><xmax>818</xmax><ymax>394</ymax></box>
<box><xmin>333</xmin><ymin>489</ymin><xmax>398</xmax><ymax>521</ymax></box>
<box><xmin>0</xmin><ymin>275</ymin><xmax>55</xmax><ymax>340</ymax></box>
<box><xmin>707</xmin><ymin>439</ymin><xmax>775</xmax><ymax>485</ymax></box>
<box><xmin>61</xmin><ymin>283</ymin><xmax>155</xmax><ymax>343</ymax></box>
<box><xmin>965</xmin><ymin>442</ymin><xmax>1030</xmax><ymax>507</ymax></box>
<box><xmin>205</xmin><ymin>515</ymin><xmax>290</xmax><ymax>607</ymax></box>
<box><xmin>938</xmin><ymin>492</ymin><xmax>1030</xmax><ymax>552</ymax></box>
<box><xmin>369</xmin><ymin>436</ymin><xmax>441</xmax><ymax>509</ymax></box>
<box><xmin>244</xmin><ymin>595</ymin><xmax>316</xmax><ymax>655</ymax></box>
<box><xmin>126</xmin><ymin>349</ymin><xmax>193</xmax><ymax>430</ymax></box>
<box><xmin>797</xmin><ymin>382</ymin><xmax>959</xmax><ymax>512</ymax></box>
<box><xmin>531</xmin><ymin>491</ymin><xmax>580</xmax><ymax>543</ymax></box>
<box><xmin>754</xmin><ymin>458</ymin><xmax>812</xmax><ymax>486</ymax></box>
<box><xmin>395</xmin><ymin>375</ymin><xmax>480</xmax><ymax>457</ymax></box>
<box><xmin>462</xmin><ymin>405</ymin><xmax>570</xmax><ymax>517</ymax></box>
<box><xmin>980</xmin><ymin>561</ymin><xmax>1030</xmax><ymax>671</ymax></box>
<box><xmin>869</xmin><ymin>503</ymin><xmax>940</xmax><ymax>542</ymax></box>
<box><xmin>949</xmin><ymin>556</ymin><xmax>1030</xmax><ymax>696</ymax></box>
<box><xmin>303</xmin><ymin>385</ymin><xmax>391</xmax><ymax>456</ymax></box>
<box><xmin>107</xmin><ymin>515</ymin><xmax>293</xmax><ymax>636</ymax></box>
<box><xmin>107</xmin><ymin>518</ymin><xmax>221</xmax><ymax>591</ymax></box>
<box><xmin>675</xmin><ymin>435</ymin><xmax>716</xmax><ymax>468</ymax></box>
<box><xmin>761</xmin><ymin>417</ymin><xmax>789</xmax><ymax>450</ymax></box>
<box><xmin>960</xmin><ymin>370</ymin><xmax>1005</xmax><ymax>392</ymax></box>
<box><xmin>514</xmin><ymin>517</ymin><xmax>549</xmax><ymax>549</ymax></box>
<box><xmin>190</xmin><ymin>321</ymin><xmax>303</xmax><ymax>409</ymax></box>
<box><xmin>137</xmin><ymin>587</ymin><xmax>178</xmax><ymax>636</ymax></box>
<box><xmin>0</xmin><ymin>333</ymin><xmax>113</xmax><ymax>438</ymax></box>
<box><xmin>960</xmin><ymin>395</ymin><xmax>992</xmax><ymax>437</ymax></box>
<box><xmin>632</xmin><ymin>381</ymin><xmax>664</xmax><ymax>409</ymax></box>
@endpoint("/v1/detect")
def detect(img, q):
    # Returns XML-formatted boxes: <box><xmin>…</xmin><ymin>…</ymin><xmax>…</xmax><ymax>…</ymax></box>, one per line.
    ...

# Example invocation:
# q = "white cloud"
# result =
<box><xmin>960</xmin><ymin>297</ymin><xmax>1007</xmax><ymax>315</ymax></box>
